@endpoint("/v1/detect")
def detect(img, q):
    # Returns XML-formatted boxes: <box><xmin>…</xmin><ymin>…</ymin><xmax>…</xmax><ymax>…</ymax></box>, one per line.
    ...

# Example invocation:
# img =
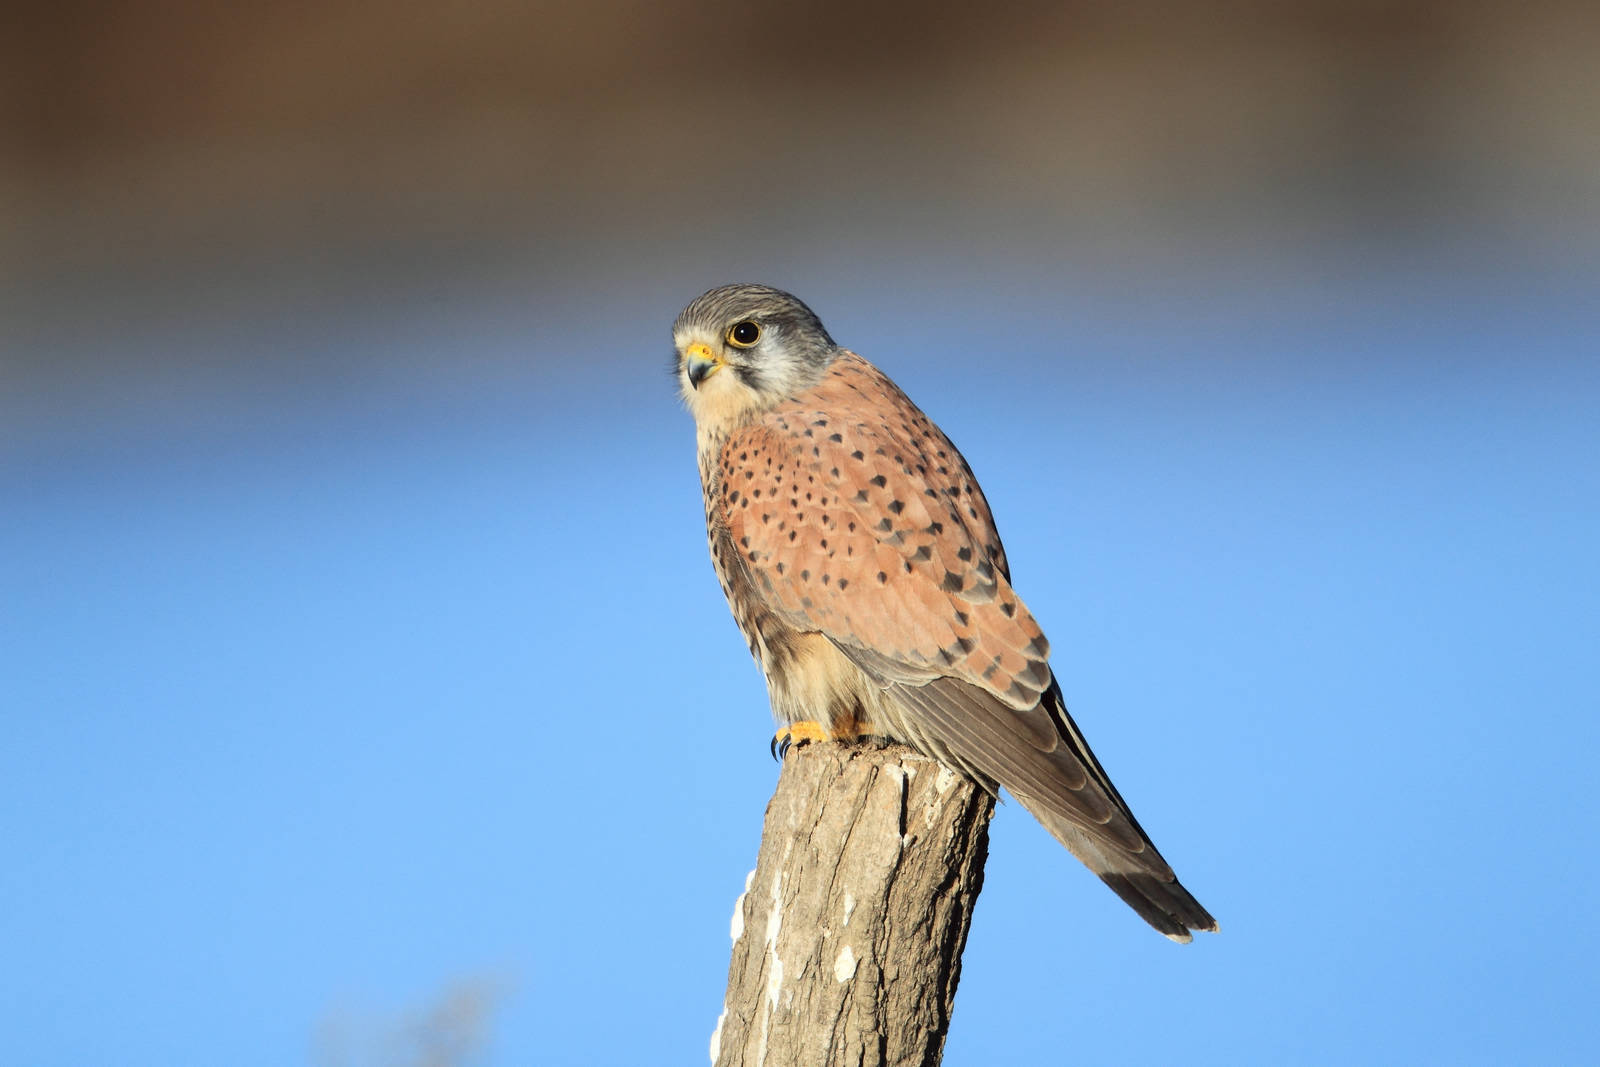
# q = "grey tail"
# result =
<box><xmin>1098</xmin><ymin>869</ymin><xmax>1217</xmax><ymax>943</ymax></box>
<box><xmin>1028</xmin><ymin>680</ymin><xmax>1219</xmax><ymax>942</ymax></box>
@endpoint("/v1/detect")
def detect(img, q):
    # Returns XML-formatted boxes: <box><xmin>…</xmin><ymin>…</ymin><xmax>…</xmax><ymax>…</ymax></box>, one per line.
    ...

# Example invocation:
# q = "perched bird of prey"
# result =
<box><xmin>673</xmin><ymin>283</ymin><xmax>1217</xmax><ymax>942</ymax></box>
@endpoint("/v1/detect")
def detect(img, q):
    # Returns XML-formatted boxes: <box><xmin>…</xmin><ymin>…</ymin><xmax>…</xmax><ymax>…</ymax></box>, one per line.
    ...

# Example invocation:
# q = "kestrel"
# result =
<box><xmin>674</xmin><ymin>283</ymin><xmax>1217</xmax><ymax>942</ymax></box>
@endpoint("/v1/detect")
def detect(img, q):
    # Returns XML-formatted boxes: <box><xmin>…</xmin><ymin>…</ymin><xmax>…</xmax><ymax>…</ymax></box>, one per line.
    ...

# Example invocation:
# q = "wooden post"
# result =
<box><xmin>711</xmin><ymin>741</ymin><xmax>995</xmax><ymax>1067</ymax></box>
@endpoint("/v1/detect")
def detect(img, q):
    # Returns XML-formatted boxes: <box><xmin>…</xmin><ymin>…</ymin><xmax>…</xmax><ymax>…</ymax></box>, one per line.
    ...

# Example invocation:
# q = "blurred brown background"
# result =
<box><xmin>6</xmin><ymin>0</ymin><xmax>1597</xmax><ymax>449</ymax></box>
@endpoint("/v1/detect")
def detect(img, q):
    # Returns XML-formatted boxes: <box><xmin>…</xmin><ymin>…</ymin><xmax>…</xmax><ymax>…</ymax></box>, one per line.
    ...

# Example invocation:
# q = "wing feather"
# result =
<box><xmin>724</xmin><ymin>356</ymin><xmax>1049</xmax><ymax>711</ymax></box>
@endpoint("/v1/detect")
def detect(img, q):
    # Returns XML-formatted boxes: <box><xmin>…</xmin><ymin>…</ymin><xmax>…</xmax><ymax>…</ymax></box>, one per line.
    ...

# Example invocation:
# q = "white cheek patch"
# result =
<box><xmin>688</xmin><ymin>367</ymin><xmax>767</xmax><ymax>433</ymax></box>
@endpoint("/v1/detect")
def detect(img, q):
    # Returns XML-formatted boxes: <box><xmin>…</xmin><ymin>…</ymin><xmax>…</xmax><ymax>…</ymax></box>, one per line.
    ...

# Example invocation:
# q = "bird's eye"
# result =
<box><xmin>728</xmin><ymin>321</ymin><xmax>761</xmax><ymax>347</ymax></box>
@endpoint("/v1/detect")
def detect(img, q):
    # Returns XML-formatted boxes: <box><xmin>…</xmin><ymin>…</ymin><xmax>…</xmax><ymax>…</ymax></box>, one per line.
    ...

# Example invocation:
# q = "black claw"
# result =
<box><xmin>769</xmin><ymin>733</ymin><xmax>781</xmax><ymax>761</ymax></box>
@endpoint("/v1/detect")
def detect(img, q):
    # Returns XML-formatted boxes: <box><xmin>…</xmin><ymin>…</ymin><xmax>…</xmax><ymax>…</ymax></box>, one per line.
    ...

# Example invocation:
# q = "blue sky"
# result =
<box><xmin>4</xmin><ymin>247</ymin><xmax>1598</xmax><ymax>1065</ymax></box>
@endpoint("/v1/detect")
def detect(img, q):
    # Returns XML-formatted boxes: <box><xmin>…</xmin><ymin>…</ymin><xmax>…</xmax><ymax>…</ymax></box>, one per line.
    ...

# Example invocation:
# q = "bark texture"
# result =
<box><xmin>712</xmin><ymin>741</ymin><xmax>995</xmax><ymax>1067</ymax></box>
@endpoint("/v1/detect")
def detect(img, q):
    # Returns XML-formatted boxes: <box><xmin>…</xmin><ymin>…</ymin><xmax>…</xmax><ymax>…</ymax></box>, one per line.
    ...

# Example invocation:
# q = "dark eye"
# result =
<box><xmin>728</xmin><ymin>321</ymin><xmax>761</xmax><ymax>347</ymax></box>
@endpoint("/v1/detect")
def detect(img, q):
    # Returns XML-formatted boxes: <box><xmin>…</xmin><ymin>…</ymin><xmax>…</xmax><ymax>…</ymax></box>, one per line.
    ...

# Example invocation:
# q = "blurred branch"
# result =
<box><xmin>712</xmin><ymin>741</ymin><xmax>993</xmax><ymax>1067</ymax></box>
<box><xmin>315</xmin><ymin>977</ymin><xmax>502</xmax><ymax>1067</ymax></box>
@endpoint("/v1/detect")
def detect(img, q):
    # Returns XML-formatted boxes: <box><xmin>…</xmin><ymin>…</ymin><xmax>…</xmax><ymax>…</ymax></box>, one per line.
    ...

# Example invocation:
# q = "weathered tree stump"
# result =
<box><xmin>712</xmin><ymin>741</ymin><xmax>995</xmax><ymax>1067</ymax></box>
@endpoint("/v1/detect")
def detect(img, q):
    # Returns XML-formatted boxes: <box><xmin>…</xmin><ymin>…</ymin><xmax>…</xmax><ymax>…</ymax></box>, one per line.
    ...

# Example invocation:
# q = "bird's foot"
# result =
<box><xmin>771</xmin><ymin>720</ymin><xmax>834</xmax><ymax>760</ymax></box>
<box><xmin>771</xmin><ymin>719</ymin><xmax>880</xmax><ymax>760</ymax></box>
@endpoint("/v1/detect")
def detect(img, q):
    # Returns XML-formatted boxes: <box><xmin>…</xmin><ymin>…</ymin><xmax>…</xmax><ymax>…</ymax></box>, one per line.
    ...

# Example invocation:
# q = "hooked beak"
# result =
<box><xmin>683</xmin><ymin>342</ymin><xmax>722</xmax><ymax>390</ymax></box>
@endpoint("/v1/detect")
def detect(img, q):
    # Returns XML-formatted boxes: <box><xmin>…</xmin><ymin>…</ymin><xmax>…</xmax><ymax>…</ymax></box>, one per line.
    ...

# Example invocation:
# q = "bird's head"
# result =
<box><xmin>672</xmin><ymin>284</ymin><xmax>838</xmax><ymax>430</ymax></box>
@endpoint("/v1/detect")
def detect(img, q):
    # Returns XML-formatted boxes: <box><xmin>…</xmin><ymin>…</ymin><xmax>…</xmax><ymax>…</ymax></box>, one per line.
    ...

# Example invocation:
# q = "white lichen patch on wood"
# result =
<box><xmin>731</xmin><ymin>868</ymin><xmax>755</xmax><ymax>942</ymax></box>
<box><xmin>833</xmin><ymin>945</ymin><xmax>858</xmax><ymax>983</ymax></box>
<box><xmin>755</xmin><ymin>852</ymin><xmax>790</xmax><ymax>1067</ymax></box>
<box><xmin>710</xmin><ymin>1005</ymin><xmax>728</xmax><ymax>1064</ymax></box>
<box><xmin>763</xmin><ymin>869</ymin><xmax>786</xmax><ymax>1012</ymax></box>
<box><xmin>841</xmin><ymin>892</ymin><xmax>855</xmax><ymax>927</ymax></box>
